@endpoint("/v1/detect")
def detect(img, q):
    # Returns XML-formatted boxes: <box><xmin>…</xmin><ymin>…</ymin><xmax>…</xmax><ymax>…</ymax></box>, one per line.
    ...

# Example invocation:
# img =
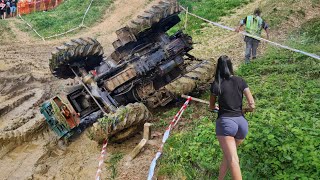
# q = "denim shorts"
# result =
<box><xmin>10</xmin><ymin>6</ymin><xmax>16</xmax><ymax>13</ymax></box>
<box><xmin>216</xmin><ymin>116</ymin><xmax>248</xmax><ymax>139</ymax></box>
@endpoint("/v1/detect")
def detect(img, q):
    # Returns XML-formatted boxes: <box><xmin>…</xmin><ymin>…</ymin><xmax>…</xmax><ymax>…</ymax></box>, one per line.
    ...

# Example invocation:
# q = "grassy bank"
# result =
<box><xmin>172</xmin><ymin>0</ymin><xmax>251</xmax><ymax>35</ymax></box>
<box><xmin>157</xmin><ymin>17</ymin><xmax>320</xmax><ymax>179</ymax></box>
<box><xmin>19</xmin><ymin>0</ymin><xmax>113</xmax><ymax>37</ymax></box>
<box><xmin>0</xmin><ymin>21</ymin><xmax>15</xmax><ymax>40</ymax></box>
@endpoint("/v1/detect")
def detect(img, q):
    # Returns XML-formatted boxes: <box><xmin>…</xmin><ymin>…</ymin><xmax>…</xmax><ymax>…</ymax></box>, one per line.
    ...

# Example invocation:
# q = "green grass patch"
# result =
<box><xmin>106</xmin><ymin>152</ymin><xmax>124</xmax><ymax>179</ymax></box>
<box><xmin>158</xmin><ymin>18</ymin><xmax>320</xmax><ymax>179</ymax></box>
<box><xmin>0</xmin><ymin>21</ymin><xmax>15</xmax><ymax>39</ymax></box>
<box><xmin>20</xmin><ymin>0</ymin><xmax>113</xmax><ymax>37</ymax></box>
<box><xmin>169</xmin><ymin>0</ymin><xmax>251</xmax><ymax>35</ymax></box>
<box><xmin>0</xmin><ymin>21</ymin><xmax>10</xmax><ymax>31</ymax></box>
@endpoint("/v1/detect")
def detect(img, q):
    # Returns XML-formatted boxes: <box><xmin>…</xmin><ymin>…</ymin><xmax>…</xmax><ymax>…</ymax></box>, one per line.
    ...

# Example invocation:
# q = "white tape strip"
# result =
<box><xmin>180</xmin><ymin>6</ymin><xmax>320</xmax><ymax>60</ymax></box>
<box><xmin>18</xmin><ymin>14</ymin><xmax>45</xmax><ymax>41</ymax></box>
<box><xmin>81</xmin><ymin>0</ymin><xmax>94</xmax><ymax>26</ymax></box>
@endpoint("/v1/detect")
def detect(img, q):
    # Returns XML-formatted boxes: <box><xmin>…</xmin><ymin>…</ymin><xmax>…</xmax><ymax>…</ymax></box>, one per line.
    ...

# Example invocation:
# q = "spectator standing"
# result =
<box><xmin>10</xmin><ymin>0</ymin><xmax>16</xmax><ymax>17</ymax></box>
<box><xmin>0</xmin><ymin>0</ymin><xmax>6</xmax><ymax>19</ymax></box>
<box><xmin>5</xmin><ymin>0</ymin><xmax>10</xmax><ymax>17</ymax></box>
<box><xmin>236</xmin><ymin>8</ymin><xmax>270</xmax><ymax>64</ymax></box>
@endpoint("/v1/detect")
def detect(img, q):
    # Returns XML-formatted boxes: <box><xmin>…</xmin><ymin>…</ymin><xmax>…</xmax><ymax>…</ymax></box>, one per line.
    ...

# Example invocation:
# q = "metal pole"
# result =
<box><xmin>70</xmin><ymin>67</ymin><xmax>107</xmax><ymax>115</ymax></box>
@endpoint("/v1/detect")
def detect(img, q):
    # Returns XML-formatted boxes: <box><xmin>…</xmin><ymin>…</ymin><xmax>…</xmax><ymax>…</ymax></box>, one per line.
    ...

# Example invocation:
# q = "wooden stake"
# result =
<box><xmin>181</xmin><ymin>95</ymin><xmax>210</xmax><ymax>105</ymax></box>
<box><xmin>128</xmin><ymin>123</ymin><xmax>153</xmax><ymax>161</ymax></box>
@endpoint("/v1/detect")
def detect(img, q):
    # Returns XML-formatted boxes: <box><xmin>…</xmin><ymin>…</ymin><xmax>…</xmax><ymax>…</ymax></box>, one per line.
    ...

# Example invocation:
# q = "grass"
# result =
<box><xmin>106</xmin><ymin>152</ymin><xmax>124</xmax><ymax>180</ymax></box>
<box><xmin>0</xmin><ymin>21</ymin><xmax>9</xmax><ymax>31</ymax></box>
<box><xmin>0</xmin><ymin>21</ymin><xmax>15</xmax><ymax>39</ymax></box>
<box><xmin>169</xmin><ymin>0</ymin><xmax>251</xmax><ymax>35</ymax></box>
<box><xmin>157</xmin><ymin>14</ymin><xmax>320</xmax><ymax>180</ymax></box>
<box><xmin>19</xmin><ymin>0</ymin><xmax>113</xmax><ymax>38</ymax></box>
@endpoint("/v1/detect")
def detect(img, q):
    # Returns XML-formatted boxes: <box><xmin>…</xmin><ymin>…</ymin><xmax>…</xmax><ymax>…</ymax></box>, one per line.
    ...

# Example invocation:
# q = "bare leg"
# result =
<box><xmin>235</xmin><ymin>139</ymin><xmax>244</xmax><ymax>147</ymax></box>
<box><xmin>217</xmin><ymin>136</ymin><xmax>242</xmax><ymax>180</ymax></box>
<box><xmin>218</xmin><ymin>138</ymin><xmax>244</xmax><ymax>180</ymax></box>
<box><xmin>218</xmin><ymin>154</ymin><xmax>228</xmax><ymax>180</ymax></box>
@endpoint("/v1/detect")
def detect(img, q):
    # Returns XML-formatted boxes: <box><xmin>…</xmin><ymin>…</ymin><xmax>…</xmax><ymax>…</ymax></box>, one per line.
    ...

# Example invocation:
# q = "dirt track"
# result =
<box><xmin>0</xmin><ymin>0</ymin><xmax>319</xmax><ymax>179</ymax></box>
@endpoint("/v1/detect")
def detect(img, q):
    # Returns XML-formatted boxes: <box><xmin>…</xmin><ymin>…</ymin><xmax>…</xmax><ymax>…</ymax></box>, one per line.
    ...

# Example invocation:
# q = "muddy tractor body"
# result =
<box><xmin>41</xmin><ymin>0</ymin><xmax>213</xmax><ymax>140</ymax></box>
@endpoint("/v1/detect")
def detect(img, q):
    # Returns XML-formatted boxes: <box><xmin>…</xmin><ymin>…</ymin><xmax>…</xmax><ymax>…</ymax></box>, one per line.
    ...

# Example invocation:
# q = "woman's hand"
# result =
<box><xmin>242</xmin><ymin>107</ymin><xmax>254</xmax><ymax>114</ymax></box>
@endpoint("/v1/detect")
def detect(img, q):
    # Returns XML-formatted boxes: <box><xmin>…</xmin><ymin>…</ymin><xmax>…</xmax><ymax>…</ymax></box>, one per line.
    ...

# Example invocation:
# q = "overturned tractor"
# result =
<box><xmin>40</xmin><ymin>0</ymin><xmax>215</xmax><ymax>142</ymax></box>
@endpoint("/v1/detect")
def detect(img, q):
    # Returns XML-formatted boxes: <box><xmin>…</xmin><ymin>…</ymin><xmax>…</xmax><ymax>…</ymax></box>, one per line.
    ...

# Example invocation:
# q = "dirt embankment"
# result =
<box><xmin>0</xmin><ymin>0</ymin><xmax>319</xmax><ymax>179</ymax></box>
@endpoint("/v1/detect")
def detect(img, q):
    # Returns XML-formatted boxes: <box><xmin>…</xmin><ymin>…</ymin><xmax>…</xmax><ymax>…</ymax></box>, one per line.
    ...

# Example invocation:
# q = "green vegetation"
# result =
<box><xmin>171</xmin><ymin>0</ymin><xmax>250</xmax><ymax>35</ymax></box>
<box><xmin>158</xmin><ymin>17</ymin><xmax>320</xmax><ymax>179</ymax></box>
<box><xmin>20</xmin><ymin>0</ymin><xmax>113</xmax><ymax>37</ymax></box>
<box><xmin>106</xmin><ymin>152</ymin><xmax>124</xmax><ymax>180</ymax></box>
<box><xmin>0</xmin><ymin>21</ymin><xmax>9</xmax><ymax>31</ymax></box>
<box><xmin>0</xmin><ymin>21</ymin><xmax>15</xmax><ymax>39</ymax></box>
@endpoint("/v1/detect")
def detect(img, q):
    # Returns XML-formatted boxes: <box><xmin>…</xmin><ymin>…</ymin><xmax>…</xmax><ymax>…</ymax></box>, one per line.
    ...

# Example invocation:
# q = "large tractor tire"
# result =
<box><xmin>111</xmin><ymin>0</ymin><xmax>180</xmax><ymax>51</ymax></box>
<box><xmin>87</xmin><ymin>103</ymin><xmax>152</xmax><ymax>143</ymax></box>
<box><xmin>49</xmin><ymin>37</ymin><xmax>104</xmax><ymax>79</ymax></box>
<box><xmin>165</xmin><ymin>59</ymin><xmax>216</xmax><ymax>96</ymax></box>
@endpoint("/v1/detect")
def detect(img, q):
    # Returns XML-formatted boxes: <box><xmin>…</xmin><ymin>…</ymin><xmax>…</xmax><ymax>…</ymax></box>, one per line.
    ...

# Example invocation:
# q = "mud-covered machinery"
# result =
<box><xmin>40</xmin><ymin>0</ymin><xmax>213</xmax><ymax>140</ymax></box>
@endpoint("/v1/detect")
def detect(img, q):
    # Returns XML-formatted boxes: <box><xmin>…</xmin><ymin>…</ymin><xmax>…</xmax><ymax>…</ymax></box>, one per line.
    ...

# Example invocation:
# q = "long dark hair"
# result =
<box><xmin>214</xmin><ymin>55</ymin><xmax>234</xmax><ymax>94</ymax></box>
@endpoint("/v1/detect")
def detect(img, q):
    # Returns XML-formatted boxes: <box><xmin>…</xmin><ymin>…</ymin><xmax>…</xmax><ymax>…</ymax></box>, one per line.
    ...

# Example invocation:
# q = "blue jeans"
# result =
<box><xmin>244</xmin><ymin>36</ymin><xmax>260</xmax><ymax>64</ymax></box>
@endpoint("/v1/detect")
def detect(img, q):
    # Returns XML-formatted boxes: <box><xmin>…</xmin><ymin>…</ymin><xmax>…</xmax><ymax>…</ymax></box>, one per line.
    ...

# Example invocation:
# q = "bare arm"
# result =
<box><xmin>209</xmin><ymin>94</ymin><xmax>217</xmax><ymax>111</ymax></box>
<box><xmin>243</xmin><ymin>88</ymin><xmax>255</xmax><ymax>113</ymax></box>
<box><xmin>235</xmin><ymin>24</ymin><xmax>244</xmax><ymax>32</ymax></box>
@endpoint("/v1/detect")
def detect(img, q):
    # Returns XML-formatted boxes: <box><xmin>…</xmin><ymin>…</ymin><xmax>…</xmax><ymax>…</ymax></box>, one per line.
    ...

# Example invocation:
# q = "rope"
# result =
<box><xmin>147</xmin><ymin>96</ymin><xmax>192</xmax><ymax>180</ymax></box>
<box><xmin>18</xmin><ymin>14</ymin><xmax>45</xmax><ymax>41</ymax></box>
<box><xmin>45</xmin><ymin>26</ymin><xmax>82</xmax><ymax>39</ymax></box>
<box><xmin>179</xmin><ymin>6</ymin><xmax>320</xmax><ymax>61</ymax></box>
<box><xmin>18</xmin><ymin>0</ymin><xmax>95</xmax><ymax>41</ymax></box>
<box><xmin>81</xmin><ymin>0</ymin><xmax>94</xmax><ymax>26</ymax></box>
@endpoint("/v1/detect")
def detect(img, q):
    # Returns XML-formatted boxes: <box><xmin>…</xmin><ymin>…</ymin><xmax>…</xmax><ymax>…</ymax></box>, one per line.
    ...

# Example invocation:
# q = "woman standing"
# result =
<box><xmin>5</xmin><ymin>0</ymin><xmax>10</xmax><ymax>18</ymax></box>
<box><xmin>0</xmin><ymin>0</ymin><xmax>6</xmax><ymax>19</ymax></box>
<box><xmin>10</xmin><ymin>0</ymin><xmax>16</xmax><ymax>17</ymax></box>
<box><xmin>209</xmin><ymin>55</ymin><xmax>255</xmax><ymax>180</ymax></box>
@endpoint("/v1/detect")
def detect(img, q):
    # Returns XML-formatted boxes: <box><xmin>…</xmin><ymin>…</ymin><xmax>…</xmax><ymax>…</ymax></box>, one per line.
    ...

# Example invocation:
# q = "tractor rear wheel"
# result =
<box><xmin>49</xmin><ymin>37</ymin><xmax>104</xmax><ymax>79</ymax></box>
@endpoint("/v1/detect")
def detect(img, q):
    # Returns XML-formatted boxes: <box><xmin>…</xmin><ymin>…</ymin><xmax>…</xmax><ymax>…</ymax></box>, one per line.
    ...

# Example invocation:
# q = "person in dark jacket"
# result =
<box><xmin>209</xmin><ymin>55</ymin><xmax>255</xmax><ymax>180</ymax></box>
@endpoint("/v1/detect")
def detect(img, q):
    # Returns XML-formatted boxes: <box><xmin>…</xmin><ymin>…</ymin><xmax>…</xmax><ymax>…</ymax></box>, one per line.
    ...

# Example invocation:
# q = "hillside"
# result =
<box><xmin>0</xmin><ymin>0</ymin><xmax>319</xmax><ymax>179</ymax></box>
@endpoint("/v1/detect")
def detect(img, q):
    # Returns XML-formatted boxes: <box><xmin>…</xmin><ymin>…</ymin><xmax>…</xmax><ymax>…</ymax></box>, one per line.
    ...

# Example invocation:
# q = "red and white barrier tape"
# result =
<box><xmin>147</xmin><ymin>96</ymin><xmax>192</xmax><ymax>180</ymax></box>
<box><xmin>95</xmin><ymin>138</ymin><xmax>109</xmax><ymax>180</ymax></box>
